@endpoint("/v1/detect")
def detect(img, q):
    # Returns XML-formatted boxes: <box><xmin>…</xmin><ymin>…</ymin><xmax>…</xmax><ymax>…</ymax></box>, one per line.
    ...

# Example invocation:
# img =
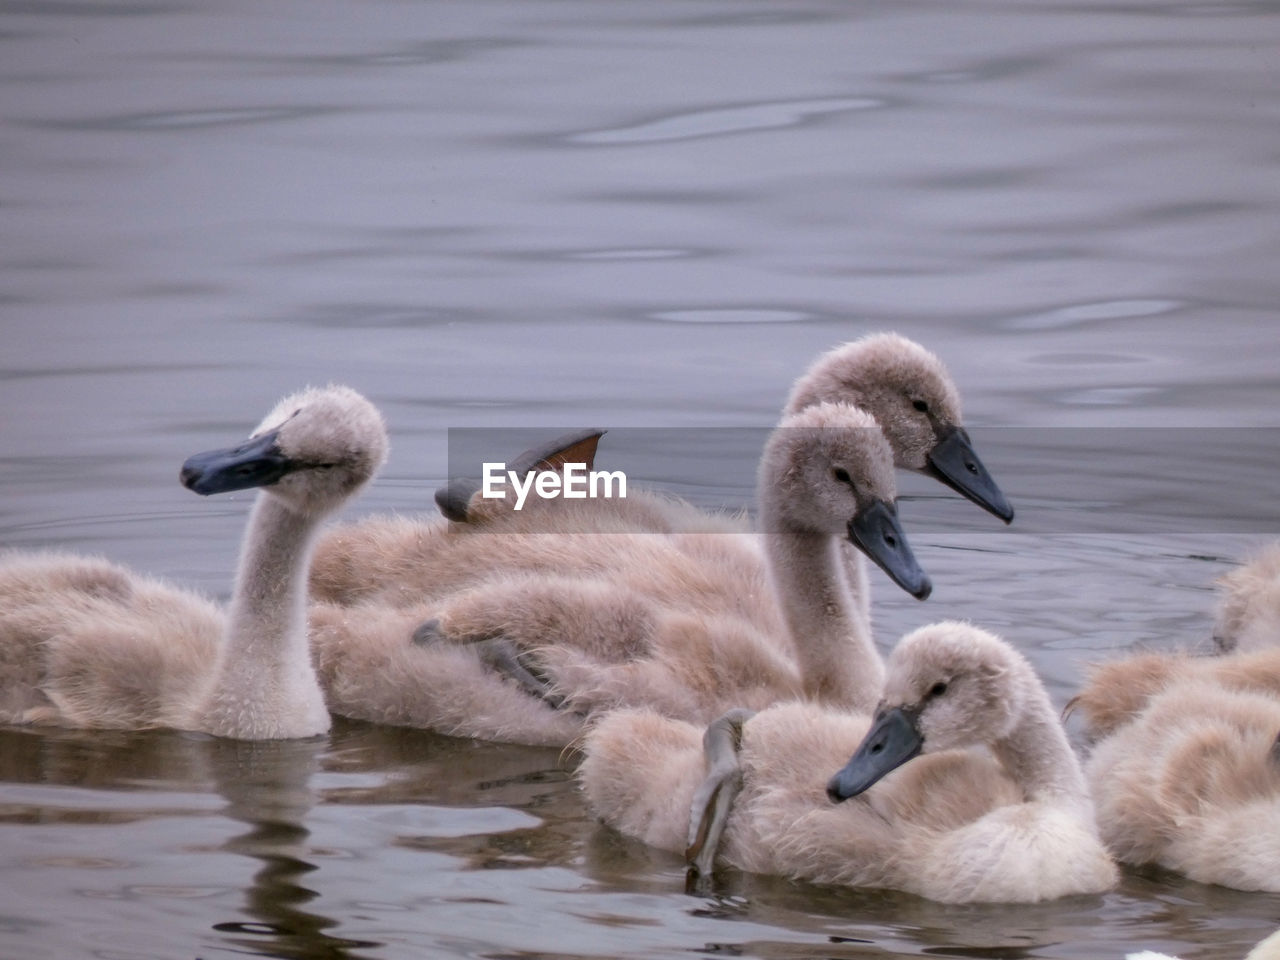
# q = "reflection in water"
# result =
<box><xmin>2</xmin><ymin>668</ymin><xmax>1280</xmax><ymax>957</ymax></box>
<box><xmin>319</xmin><ymin>722</ymin><xmax>582</xmax><ymax>876</ymax></box>
<box><xmin>0</xmin><ymin>729</ymin><xmax>386</xmax><ymax>960</ymax></box>
<box><xmin>205</xmin><ymin>738</ymin><xmax>383</xmax><ymax>960</ymax></box>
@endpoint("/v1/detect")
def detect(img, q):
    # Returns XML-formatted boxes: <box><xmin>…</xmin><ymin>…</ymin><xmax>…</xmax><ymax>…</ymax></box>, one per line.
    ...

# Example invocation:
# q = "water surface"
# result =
<box><xmin>3</xmin><ymin>0</ymin><xmax>1280</xmax><ymax>957</ymax></box>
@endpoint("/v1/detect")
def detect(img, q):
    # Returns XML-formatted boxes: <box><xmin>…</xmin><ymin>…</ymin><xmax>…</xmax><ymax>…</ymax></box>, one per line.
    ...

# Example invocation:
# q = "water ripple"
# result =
<box><xmin>1</xmin><ymin>1</ymin><xmax>180</xmax><ymax>16</ymax></box>
<box><xmin>562</xmin><ymin>247</ymin><xmax>703</xmax><ymax>262</ymax></box>
<box><xmin>905</xmin><ymin>55</ymin><xmax>1049</xmax><ymax>86</ymax></box>
<box><xmin>1028</xmin><ymin>351</ymin><xmax>1152</xmax><ymax>365</ymax></box>
<box><xmin>648</xmin><ymin>308</ymin><xmax>812</xmax><ymax>324</ymax></box>
<box><xmin>500</xmin><ymin>246</ymin><xmax>711</xmax><ymax>263</ymax></box>
<box><xmin>1006</xmin><ymin>298</ymin><xmax>1184</xmax><ymax>331</ymax></box>
<box><xmin>31</xmin><ymin>106</ymin><xmax>336</xmax><ymax>132</ymax></box>
<box><xmin>268</xmin><ymin>303</ymin><xmax>475</xmax><ymax>329</ymax></box>
<box><xmin>1058</xmin><ymin>386</ymin><xmax>1165</xmax><ymax>406</ymax></box>
<box><xmin>566</xmin><ymin>96</ymin><xmax>883</xmax><ymax>145</ymax></box>
<box><xmin>197</xmin><ymin>37</ymin><xmax>527</xmax><ymax>73</ymax></box>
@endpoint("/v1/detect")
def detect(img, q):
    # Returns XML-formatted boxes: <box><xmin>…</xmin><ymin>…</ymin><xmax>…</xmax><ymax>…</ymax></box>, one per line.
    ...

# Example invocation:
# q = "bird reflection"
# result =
<box><xmin>204</xmin><ymin>736</ymin><xmax>383</xmax><ymax>960</ymax></box>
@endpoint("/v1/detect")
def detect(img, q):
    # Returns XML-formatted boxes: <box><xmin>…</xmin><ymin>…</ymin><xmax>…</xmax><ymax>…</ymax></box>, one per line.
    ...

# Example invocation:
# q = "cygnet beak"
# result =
<box><xmin>827</xmin><ymin>705</ymin><xmax>924</xmax><ymax>803</ymax></box>
<box><xmin>846</xmin><ymin>500</ymin><xmax>932</xmax><ymax>600</ymax></box>
<box><xmin>925</xmin><ymin>426</ymin><xmax>1014</xmax><ymax>524</ymax></box>
<box><xmin>180</xmin><ymin>429</ymin><xmax>292</xmax><ymax>496</ymax></box>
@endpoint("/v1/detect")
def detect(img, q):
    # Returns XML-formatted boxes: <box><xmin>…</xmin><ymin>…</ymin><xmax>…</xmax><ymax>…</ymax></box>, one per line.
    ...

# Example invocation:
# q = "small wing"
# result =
<box><xmin>434</xmin><ymin>428</ymin><xmax>606</xmax><ymax>523</ymax></box>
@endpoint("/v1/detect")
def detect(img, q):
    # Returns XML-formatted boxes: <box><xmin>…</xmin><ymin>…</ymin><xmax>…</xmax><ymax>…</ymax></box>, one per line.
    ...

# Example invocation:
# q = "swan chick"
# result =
<box><xmin>784</xmin><ymin>332</ymin><xmax>1013</xmax><ymax>523</ymax></box>
<box><xmin>583</xmin><ymin>622</ymin><xmax>1116</xmax><ymax>903</ymax></box>
<box><xmin>1070</xmin><ymin>544</ymin><xmax>1280</xmax><ymax>742</ymax></box>
<box><xmin>823</xmin><ymin>622</ymin><xmax>1116</xmax><ymax>901</ymax></box>
<box><xmin>1128</xmin><ymin>931</ymin><xmax>1280</xmax><ymax>960</ymax></box>
<box><xmin>454</xmin><ymin>332</ymin><xmax>1013</xmax><ymax>527</ymax></box>
<box><xmin>1213</xmin><ymin>542</ymin><xmax>1280</xmax><ymax>654</ymax></box>
<box><xmin>1086</xmin><ymin>677</ymin><xmax>1280</xmax><ymax>892</ymax></box>
<box><xmin>311</xmin><ymin>403</ymin><xmax>929</xmax><ymax>745</ymax></box>
<box><xmin>311</xmin><ymin>332</ymin><xmax>1012</xmax><ymax>613</ymax></box>
<box><xmin>0</xmin><ymin>384</ymin><xmax>388</xmax><ymax>740</ymax></box>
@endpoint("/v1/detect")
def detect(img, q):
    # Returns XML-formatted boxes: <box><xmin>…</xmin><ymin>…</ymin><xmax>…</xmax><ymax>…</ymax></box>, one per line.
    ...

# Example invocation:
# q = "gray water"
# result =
<box><xmin>3</xmin><ymin>0</ymin><xmax>1280</xmax><ymax>957</ymax></box>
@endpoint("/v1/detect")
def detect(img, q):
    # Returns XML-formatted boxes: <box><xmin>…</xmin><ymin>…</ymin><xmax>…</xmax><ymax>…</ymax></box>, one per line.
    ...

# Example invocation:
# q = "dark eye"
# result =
<box><xmin>833</xmin><ymin>467</ymin><xmax>851</xmax><ymax>484</ymax></box>
<box><xmin>928</xmin><ymin>681</ymin><xmax>948</xmax><ymax>698</ymax></box>
<box><xmin>912</xmin><ymin>399</ymin><xmax>929</xmax><ymax>413</ymax></box>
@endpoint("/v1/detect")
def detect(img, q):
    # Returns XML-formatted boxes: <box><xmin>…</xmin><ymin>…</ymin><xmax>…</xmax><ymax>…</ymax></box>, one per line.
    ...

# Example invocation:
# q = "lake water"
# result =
<box><xmin>3</xmin><ymin>0</ymin><xmax>1280</xmax><ymax>957</ymax></box>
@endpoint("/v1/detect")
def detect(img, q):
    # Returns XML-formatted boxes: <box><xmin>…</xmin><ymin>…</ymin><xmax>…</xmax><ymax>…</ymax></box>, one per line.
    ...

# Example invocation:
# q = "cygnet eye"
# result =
<box><xmin>927</xmin><ymin>681</ymin><xmax>948</xmax><ymax>699</ymax></box>
<box><xmin>833</xmin><ymin>467</ymin><xmax>852</xmax><ymax>484</ymax></box>
<box><xmin>912</xmin><ymin>399</ymin><xmax>929</xmax><ymax>413</ymax></box>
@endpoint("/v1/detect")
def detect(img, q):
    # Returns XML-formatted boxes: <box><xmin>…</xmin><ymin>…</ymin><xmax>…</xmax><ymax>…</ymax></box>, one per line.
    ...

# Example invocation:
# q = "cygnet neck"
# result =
<box><xmin>991</xmin><ymin>670</ymin><xmax>1090</xmax><ymax>808</ymax></box>
<box><xmin>201</xmin><ymin>492</ymin><xmax>328</xmax><ymax>737</ymax></box>
<box><xmin>759</xmin><ymin>506</ymin><xmax>883</xmax><ymax>714</ymax></box>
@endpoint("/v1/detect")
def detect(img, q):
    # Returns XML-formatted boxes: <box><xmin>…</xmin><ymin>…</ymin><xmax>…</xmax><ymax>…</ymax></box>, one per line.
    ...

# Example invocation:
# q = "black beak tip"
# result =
<box><xmin>925</xmin><ymin>428</ymin><xmax>1016</xmax><ymax>525</ymax></box>
<box><xmin>179</xmin><ymin>462</ymin><xmax>207</xmax><ymax>495</ymax></box>
<box><xmin>988</xmin><ymin>495</ymin><xmax>1015</xmax><ymax>525</ymax></box>
<box><xmin>913</xmin><ymin>577</ymin><xmax>933</xmax><ymax>601</ymax></box>
<box><xmin>826</xmin><ymin>779</ymin><xmax>848</xmax><ymax>804</ymax></box>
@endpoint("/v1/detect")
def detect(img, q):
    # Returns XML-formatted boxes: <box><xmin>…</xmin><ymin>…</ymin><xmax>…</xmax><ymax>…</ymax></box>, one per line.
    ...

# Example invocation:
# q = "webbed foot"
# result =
<box><xmin>412</xmin><ymin>618</ymin><xmax>565</xmax><ymax>710</ymax></box>
<box><xmin>411</xmin><ymin>617</ymin><xmax>447</xmax><ymax>646</ymax></box>
<box><xmin>685</xmin><ymin>707</ymin><xmax>756</xmax><ymax>887</ymax></box>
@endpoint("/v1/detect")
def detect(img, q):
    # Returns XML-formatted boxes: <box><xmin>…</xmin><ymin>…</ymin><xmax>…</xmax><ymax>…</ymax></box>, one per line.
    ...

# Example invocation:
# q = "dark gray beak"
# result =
<box><xmin>827</xmin><ymin>706</ymin><xmax>924</xmax><ymax>802</ymax></box>
<box><xmin>847</xmin><ymin>500</ymin><xmax>932</xmax><ymax>600</ymax></box>
<box><xmin>925</xmin><ymin>426</ymin><xmax>1014</xmax><ymax>524</ymax></box>
<box><xmin>180</xmin><ymin>429</ymin><xmax>292</xmax><ymax>496</ymax></box>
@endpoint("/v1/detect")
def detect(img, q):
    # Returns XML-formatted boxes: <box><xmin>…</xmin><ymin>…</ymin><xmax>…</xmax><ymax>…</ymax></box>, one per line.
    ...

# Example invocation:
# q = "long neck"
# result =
<box><xmin>760</xmin><ymin>511</ymin><xmax>884</xmax><ymax>713</ymax></box>
<box><xmin>838</xmin><ymin>540</ymin><xmax>873</xmax><ymax>638</ymax></box>
<box><xmin>199</xmin><ymin>494</ymin><xmax>329</xmax><ymax>739</ymax></box>
<box><xmin>992</xmin><ymin>677</ymin><xmax>1090</xmax><ymax>809</ymax></box>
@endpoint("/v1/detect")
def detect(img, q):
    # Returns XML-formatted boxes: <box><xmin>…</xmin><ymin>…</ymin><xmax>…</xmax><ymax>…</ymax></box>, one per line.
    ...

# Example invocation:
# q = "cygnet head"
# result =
<box><xmin>180</xmin><ymin>384</ymin><xmax>389</xmax><ymax>515</ymax></box>
<box><xmin>827</xmin><ymin>621</ymin><xmax>1032</xmax><ymax>801</ymax></box>
<box><xmin>784</xmin><ymin>333</ymin><xmax>1013</xmax><ymax>524</ymax></box>
<box><xmin>1213</xmin><ymin>545</ymin><xmax>1280</xmax><ymax>654</ymax></box>
<box><xmin>760</xmin><ymin>401</ymin><xmax>930</xmax><ymax>599</ymax></box>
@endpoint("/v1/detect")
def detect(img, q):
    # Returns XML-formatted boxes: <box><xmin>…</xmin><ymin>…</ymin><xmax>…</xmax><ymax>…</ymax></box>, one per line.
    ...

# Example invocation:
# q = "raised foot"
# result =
<box><xmin>685</xmin><ymin>707</ymin><xmax>757</xmax><ymax>888</ymax></box>
<box><xmin>412</xmin><ymin>618</ymin><xmax>565</xmax><ymax>710</ymax></box>
<box><xmin>411</xmin><ymin>617</ymin><xmax>447</xmax><ymax>647</ymax></box>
